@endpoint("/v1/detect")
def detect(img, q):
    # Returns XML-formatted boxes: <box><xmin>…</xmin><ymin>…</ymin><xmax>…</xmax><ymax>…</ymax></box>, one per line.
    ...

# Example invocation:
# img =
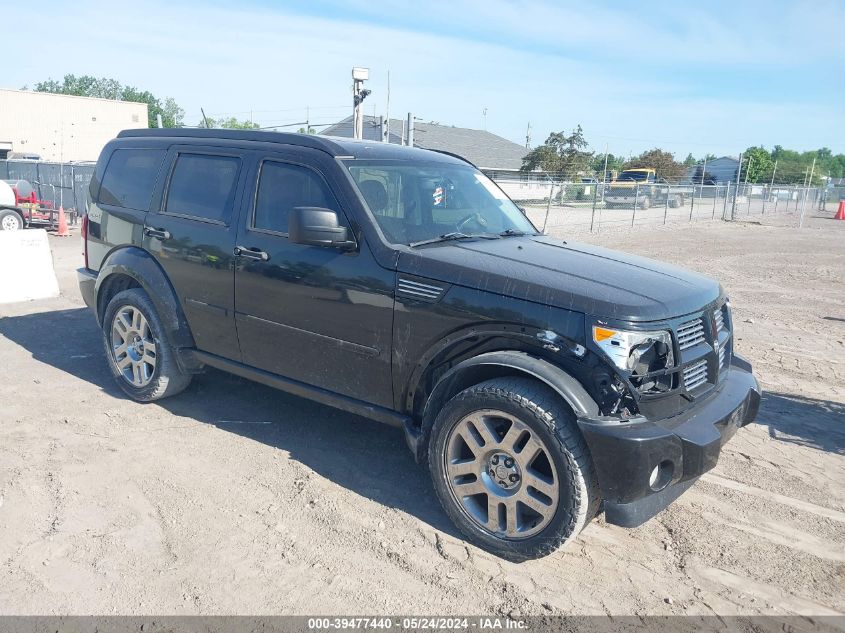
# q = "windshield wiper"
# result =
<box><xmin>409</xmin><ymin>232</ymin><xmax>500</xmax><ymax>248</ymax></box>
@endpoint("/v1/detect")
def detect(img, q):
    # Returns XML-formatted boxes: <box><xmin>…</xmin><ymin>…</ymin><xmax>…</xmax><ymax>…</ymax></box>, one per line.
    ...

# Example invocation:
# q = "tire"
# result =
<box><xmin>428</xmin><ymin>377</ymin><xmax>600</xmax><ymax>561</ymax></box>
<box><xmin>639</xmin><ymin>196</ymin><xmax>651</xmax><ymax>210</ymax></box>
<box><xmin>102</xmin><ymin>288</ymin><xmax>192</xmax><ymax>402</ymax></box>
<box><xmin>0</xmin><ymin>209</ymin><xmax>24</xmax><ymax>231</ymax></box>
<box><xmin>669</xmin><ymin>195</ymin><xmax>683</xmax><ymax>209</ymax></box>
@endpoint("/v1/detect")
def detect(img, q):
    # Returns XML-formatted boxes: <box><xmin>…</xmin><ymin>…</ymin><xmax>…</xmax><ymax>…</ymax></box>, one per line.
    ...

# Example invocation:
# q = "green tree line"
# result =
<box><xmin>31</xmin><ymin>75</ymin><xmax>185</xmax><ymax>128</ymax></box>
<box><xmin>523</xmin><ymin>126</ymin><xmax>845</xmax><ymax>184</ymax></box>
<box><xmin>29</xmin><ymin>75</ymin><xmax>261</xmax><ymax>130</ymax></box>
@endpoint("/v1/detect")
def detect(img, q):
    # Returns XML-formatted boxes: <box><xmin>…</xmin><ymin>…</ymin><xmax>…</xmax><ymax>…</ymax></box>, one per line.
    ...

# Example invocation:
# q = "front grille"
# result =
<box><xmin>677</xmin><ymin>317</ymin><xmax>705</xmax><ymax>350</ymax></box>
<box><xmin>714</xmin><ymin>308</ymin><xmax>724</xmax><ymax>333</ymax></box>
<box><xmin>683</xmin><ymin>359</ymin><xmax>708</xmax><ymax>391</ymax></box>
<box><xmin>718</xmin><ymin>345</ymin><xmax>726</xmax><ymax>368</ymax></box>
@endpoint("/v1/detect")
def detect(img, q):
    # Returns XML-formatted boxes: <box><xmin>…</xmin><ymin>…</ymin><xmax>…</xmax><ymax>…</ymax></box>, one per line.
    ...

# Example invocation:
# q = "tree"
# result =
<box><xmin>591</xmin><ymin>152</ymin><xmax>623</xmax><ymax>180</ymax></box>
<box><xmin>203</xmin><ymin>116</ymin><xmax>259</xmax><ymax>129</ymax></box>
<box><xmin>683</xmin><ymin>153</ymin><xmax>697</xmax><ymax>167</ymax></box>
<box><xmin>740</xmin><ymin>146</ymin><xmax>775</xmax><ymax>183</ymax></box>
<box><xmin>34</xmin><ymin>74</ymin><xmax>184</xmax><ymax>128</ymax></box>
<box><xmin>522</xmin><ymin>126</ymin><xmax>593</xmax><ymax>179</ymax></box>
<box><xmin>623</xmin><ymin>148</ymin><xmax>686</xmax><ymax>182</ymax></box>
<box><xmin>690</xmin><ymin>164</ymin><xmax>717</xmax><ymax>185</ymax></box>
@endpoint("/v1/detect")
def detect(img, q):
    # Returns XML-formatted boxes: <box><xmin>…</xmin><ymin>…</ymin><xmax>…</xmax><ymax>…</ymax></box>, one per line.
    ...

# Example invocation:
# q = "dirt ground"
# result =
<box><xmin>0</xmin><ymin>213</ymin><xmax>843</xmax><ymax>624</ymax></box>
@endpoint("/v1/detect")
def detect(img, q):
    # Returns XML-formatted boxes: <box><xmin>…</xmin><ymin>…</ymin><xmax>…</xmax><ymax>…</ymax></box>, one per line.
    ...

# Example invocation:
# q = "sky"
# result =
<box><xmin>4</xmin><ymin>0</ymin><xmax>844</xmax><ymax>158</ymax></box>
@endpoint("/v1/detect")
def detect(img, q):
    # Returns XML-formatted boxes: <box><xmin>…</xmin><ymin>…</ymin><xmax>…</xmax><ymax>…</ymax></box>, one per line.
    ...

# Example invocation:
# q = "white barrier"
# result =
<box><xmin>0</xmin><ymin>229</ymin><xmax>60</xmax><ymax>303</ymax></box>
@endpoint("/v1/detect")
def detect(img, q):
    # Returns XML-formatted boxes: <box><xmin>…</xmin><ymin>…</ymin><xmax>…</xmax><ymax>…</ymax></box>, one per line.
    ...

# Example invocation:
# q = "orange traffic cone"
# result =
<box><xmin>835</xmin><ymin>200</ymin><xmax>845</xmax><ymax>221</ymax></box>
<box><xmin>56</xmin><ymin>205</ymin><xmax>70</xmax><ymax>236</ymax></box>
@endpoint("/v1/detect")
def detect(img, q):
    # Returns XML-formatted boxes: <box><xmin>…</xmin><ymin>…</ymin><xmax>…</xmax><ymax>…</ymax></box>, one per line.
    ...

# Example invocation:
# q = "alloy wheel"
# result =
<box><xmin>443</xmin><ymin>409</ymin><xmax>560</xmax><ymax>539</ymax></box>
<box><xmin>110</xmin><ymin>306</ymin><xmax>157</xmax><ymax>387</ymax></box>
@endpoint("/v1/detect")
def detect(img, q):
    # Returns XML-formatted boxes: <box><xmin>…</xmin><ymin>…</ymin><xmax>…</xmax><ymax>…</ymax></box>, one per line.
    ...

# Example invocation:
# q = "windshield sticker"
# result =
<box><xmin>432</xmin><ymin>185</ymin><xmax>445</xmax><ymax>207</ymax></box>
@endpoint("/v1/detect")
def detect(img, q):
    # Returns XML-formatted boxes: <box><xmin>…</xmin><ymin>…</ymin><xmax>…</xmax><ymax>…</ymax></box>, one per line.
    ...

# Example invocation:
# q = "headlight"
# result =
<box><xmin>593</xmin><ymin>325</ymin><xmax>674</xmax><ymax>392</ymax></box>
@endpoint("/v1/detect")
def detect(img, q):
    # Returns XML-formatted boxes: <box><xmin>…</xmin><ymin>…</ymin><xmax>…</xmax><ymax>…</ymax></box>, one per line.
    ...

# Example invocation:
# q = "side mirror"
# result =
<box><xmin>289</xmin><ymin>207</ymin><xmax>355</xmax><ymax>250</ymax></box>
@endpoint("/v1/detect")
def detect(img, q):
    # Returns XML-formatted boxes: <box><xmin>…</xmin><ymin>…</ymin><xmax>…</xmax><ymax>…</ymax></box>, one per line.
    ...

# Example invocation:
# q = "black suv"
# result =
<box><xmin>78</xmin><ymin>129</ymin><xmax>760</xmax><ymax>560</ymax></box>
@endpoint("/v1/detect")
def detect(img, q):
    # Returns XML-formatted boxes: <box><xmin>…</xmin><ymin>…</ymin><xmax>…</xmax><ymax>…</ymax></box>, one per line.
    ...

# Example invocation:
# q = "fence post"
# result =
<box><xmin>689</xmin><ymin>182</ymin><xmax>695</xmax><ymax>220</ymax></box>
<box><xmin>541</xmin><ymin>181</ymin><xmax>554</xmax><ymax>234</ymax></box>
<box><xmin>711</xmin><ymin>185</ymin><xmax>717</xmax><ymax>219</ymax></box>
<box><xmin>722</xmin><ymin>182</ymin><xmax>730</xmax><ymax>220</ymax></box>
<box><xmin>632</xmin><ymin>183</ymin><xmax>639</xmax><ymax>227</ymax></box>
<box><xmin>663</xmin><ymin>184</ymin><xmax>670</xmax><ymax>225</ymax></box>
<box><xmin>589</xmin><ymin>177</ymin><xmax>599</xmax><ymax>233</ymax></box>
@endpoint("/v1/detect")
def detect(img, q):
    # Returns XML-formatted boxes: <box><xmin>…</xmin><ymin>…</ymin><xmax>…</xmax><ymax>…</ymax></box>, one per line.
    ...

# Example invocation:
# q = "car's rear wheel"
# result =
<box><xmin>0</xmin><ymin>209</ymin><xmax>24</xmax><ymax>231</ymax></box>
<box><xmin>428</xmin><ymin>377</ymin><xmax>600</xmax><ymax>561</ymax></box>
<box><xmin>102</xmin><ymin>288</ymin><xmax>192</xmax><ymax>402</ymax></box>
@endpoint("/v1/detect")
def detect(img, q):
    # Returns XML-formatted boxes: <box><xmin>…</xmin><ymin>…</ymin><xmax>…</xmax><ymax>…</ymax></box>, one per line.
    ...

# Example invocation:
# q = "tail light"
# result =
<box><xmin>81</xmin><ymin>213</ymin><xmax>89</xmax><ymax>269</ymax></box>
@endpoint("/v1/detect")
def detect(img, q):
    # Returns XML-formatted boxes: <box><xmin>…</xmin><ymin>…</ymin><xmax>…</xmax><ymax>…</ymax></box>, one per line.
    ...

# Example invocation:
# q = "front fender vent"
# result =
<box><xmin>397</xmin><ymin>277</ymin><xmax>445</xmax><ymax>302</ymax></box>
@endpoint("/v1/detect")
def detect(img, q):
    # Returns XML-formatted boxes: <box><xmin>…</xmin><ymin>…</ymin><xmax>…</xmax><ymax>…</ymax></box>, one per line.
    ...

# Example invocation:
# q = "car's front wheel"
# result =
<box><xmin>102</xmin><ymin>288</ymin><xmax>192</xmax><ymax>402</ymax></box>
<box><xmin>428</xmin><ymin>377</ymin><xmax>600</xmax><ymax>561</ymax></box>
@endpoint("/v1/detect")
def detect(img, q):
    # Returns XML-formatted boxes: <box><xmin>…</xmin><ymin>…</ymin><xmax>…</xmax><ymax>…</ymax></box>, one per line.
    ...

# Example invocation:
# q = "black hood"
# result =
<box><xmin>397</xmin><ymin>236</ymin><xmax>721</xmax><ymax>322</ymax></box>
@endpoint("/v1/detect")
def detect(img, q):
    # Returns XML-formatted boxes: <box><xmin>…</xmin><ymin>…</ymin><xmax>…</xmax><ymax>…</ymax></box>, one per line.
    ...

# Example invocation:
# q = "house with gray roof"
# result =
<box><xmin>320</xmin><ymin>115</ymin><xmax>529</xmax><ymax>177</ymax></box>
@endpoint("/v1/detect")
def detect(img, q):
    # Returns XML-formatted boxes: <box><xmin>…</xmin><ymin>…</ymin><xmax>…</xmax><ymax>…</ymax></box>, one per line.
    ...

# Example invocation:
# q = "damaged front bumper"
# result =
<box><xmin>576</xmin><ymin>354</ymin><xmax>761</xmax><ymax>527</ymax></box>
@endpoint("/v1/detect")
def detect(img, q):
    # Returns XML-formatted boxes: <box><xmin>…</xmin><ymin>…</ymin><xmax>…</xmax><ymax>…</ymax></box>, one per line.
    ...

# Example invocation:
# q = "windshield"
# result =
<box><xmin>344</xmin><ymin>160</ymin><xmax>537</xmax><ymax>245</ymax></box>
<box><xmin>615</xmin><ymin>170</ymin><xmax>652</xmax><ymax>182</ymax></box>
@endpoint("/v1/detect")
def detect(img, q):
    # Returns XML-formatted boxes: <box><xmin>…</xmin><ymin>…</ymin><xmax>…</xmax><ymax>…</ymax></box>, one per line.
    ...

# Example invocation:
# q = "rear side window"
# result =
<box><xmin>98</xmin><ymin>149</ymin><xmax>165</xmax><ymax>210</ymax></box>
<box><xmin>253</xmin><ymin>161</ymin><xmax>336</xmax><ymax>234</ymax></box>
<box><xmin>165</xmin><ymin>153</ymin><xmax>241</xmax><ymax>223</ymax></box>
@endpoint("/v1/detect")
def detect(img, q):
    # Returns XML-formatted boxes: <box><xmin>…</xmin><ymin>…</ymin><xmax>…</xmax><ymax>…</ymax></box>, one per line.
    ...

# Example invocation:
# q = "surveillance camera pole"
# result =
<box><xmin>352</xmin><ymin>67</ymin><xmax>370</xmax><ymax>140</ymax></box>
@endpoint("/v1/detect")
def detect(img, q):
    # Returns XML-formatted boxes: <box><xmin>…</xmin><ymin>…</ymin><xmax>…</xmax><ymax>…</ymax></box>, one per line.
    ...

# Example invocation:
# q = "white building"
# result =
<box><xmin>0</xmin><ymin>89</ymin><xmax>149</xmax><ymax>162</ymax></box>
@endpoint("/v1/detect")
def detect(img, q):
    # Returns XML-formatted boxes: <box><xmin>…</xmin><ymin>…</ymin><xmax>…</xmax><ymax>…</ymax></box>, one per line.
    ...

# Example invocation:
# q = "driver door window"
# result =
<box><xmin>252</xmin><ymin>161</ymin><xmax>337</xmax><ymax>235</ymax></box>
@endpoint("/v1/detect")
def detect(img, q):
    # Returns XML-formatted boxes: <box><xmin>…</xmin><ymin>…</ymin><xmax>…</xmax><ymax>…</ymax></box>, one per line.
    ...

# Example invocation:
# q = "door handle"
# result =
<box><xmin>234</xmin><ymin>246</ymin><xmax>270</xmax><ymax>262</ymax></box>
<box><xmin>144</xmin><ymin>227</ymin><xmax>171</xmax><ymax>240</ymax></box>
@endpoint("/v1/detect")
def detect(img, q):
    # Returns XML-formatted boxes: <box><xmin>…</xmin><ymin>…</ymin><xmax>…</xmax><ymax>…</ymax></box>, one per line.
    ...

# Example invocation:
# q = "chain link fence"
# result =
<box><xmin>1</xmin><ymin>159</ymin><xmax>94</xmax><ymax>226</ymax></box>
<box><xmin>492</xmin><ymin>174</ymin><xmax>840</xmax><ymax>235</ymax></box>
<box><xmin>1</xmin><ymin>158</ymin><xmax>841</xmax><ymax>234</ymax></box>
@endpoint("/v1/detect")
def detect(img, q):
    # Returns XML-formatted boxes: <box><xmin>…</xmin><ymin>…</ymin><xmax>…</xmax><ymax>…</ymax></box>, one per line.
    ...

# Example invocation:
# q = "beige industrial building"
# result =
<box><xmin>0</xmin><ymin>89</ymin><xmax>149</xmax><ymax>162</ymax></box>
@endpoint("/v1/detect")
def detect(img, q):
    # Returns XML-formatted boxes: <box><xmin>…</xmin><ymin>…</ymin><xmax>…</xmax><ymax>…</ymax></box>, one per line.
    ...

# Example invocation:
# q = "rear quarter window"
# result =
<box><xmin>98</xmin><ymin>149</ymin><xmax>166</xmax><ymax>210</ymax></box>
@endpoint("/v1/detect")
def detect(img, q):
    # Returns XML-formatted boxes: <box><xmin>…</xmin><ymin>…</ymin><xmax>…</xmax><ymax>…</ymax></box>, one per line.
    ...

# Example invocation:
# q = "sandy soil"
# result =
<box><xmin>0</xmin><ymin>214</ymin><xmax>843</xmax><ymax>624</ymax></box>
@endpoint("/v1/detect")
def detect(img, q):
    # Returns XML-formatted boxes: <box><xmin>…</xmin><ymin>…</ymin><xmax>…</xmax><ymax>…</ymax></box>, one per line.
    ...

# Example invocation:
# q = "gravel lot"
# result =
<box><xmin>1</xmin><ymin>213</ymin><xmax>843</xmax><ymax>623</ymax></box>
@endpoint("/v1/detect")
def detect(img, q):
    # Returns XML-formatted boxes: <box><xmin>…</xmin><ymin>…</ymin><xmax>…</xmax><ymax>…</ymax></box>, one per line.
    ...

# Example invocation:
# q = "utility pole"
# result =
<box><xmin>482</xmin><ymin>107</ymin><xmax>488</xmax><ymax>131</ymax></box>
<box><xmin>525</xmin><ymin>122</ymin><xmax>532</xmax><ymax>149</ymax></box>
<box><xmin>156</xmin><ymin>113</ymin><xmax>163</xmax><ymax>128</ymax></box>
<box><xmin>406</xmin><ymin>113</ymin><xmax>415</xmax><ymax>147</ymax></box>
<box><xmin>352</xmin><ymin>67</ymin><xmax>371</xmax><ymax>140</ymax></box>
